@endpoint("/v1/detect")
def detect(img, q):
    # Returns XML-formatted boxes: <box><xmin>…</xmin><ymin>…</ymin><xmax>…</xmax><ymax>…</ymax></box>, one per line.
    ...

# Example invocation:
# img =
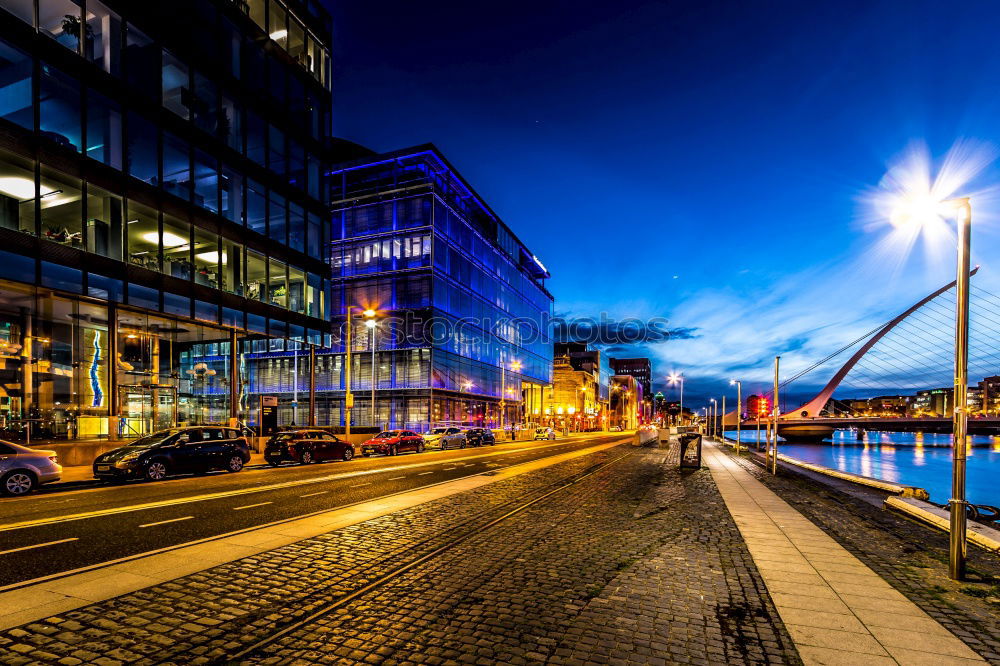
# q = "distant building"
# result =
<box><xmin>978</xmin><ymin>376</ymin><xmax>1000</xmax><ymax>415</ymax></box>
<box><xmin>609</xmin><ymin>357</ymin><xmax>651</xmax><ymax>396</ymax></box>
<box><xmin>550</xmin><ymin>342</ymin><xmax>611</xmax><ymax>430</ymax></box>
<box><xmin>609</xmin><ymin>374</ymin><xmax>641</xmax><ymax>430</ymax></box>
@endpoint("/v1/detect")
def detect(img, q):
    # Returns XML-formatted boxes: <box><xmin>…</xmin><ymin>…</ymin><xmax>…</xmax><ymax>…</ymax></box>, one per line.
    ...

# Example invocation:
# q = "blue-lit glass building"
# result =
<box><xmin>307</xmin><ymin>145</ymin><xmax>554</xmax><ymax>431</ymax></box>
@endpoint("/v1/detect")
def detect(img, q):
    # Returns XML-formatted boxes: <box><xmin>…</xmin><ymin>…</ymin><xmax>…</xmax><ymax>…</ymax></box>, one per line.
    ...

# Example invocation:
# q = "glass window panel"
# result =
<box><xmin>307</xmin><ymin>154</ymin><xmax>320</xmax><ymax>200</ymax></box>
<box><xmin>194</xmin><ymin>299</ymin><xmax>216</xmax><ymax>323</ymax></box>
<box><xmin>220</xmin><ymin>95</ymin><xmax>241</xmax><ymax>152</ymax></box>
<box><xmin>84</xmin><ymin>0</ymin><xmax>121</xmax><ymax>75</ymax></box>
<box><xmin>161</xmin><ymin>50</ymin><xmax>188</xmax><ymax>119</ymax></box>
<box><xmin>162</xmin><ymin>132</ymin><xmax>190</xmax><ymax>200</ymax></box>
<box><xmin>307</xmin><ymin>214</ymin><xmax>321</xmax><ymax>260</ymax></box>
<box><xmin>241</xmin><ymin>40</ymin><xmax>264</xmax><ymax>91</ymax></box>
<box><xmin>192</xmin><ymin>149</ymin><xmax>218</xmax><ymax>213</ymax></box>
<box><xmin>268</xmin><ymin>191</ymin><xmax>285</xmax><ymax>243</ymax></box>
<box><xmin>246</xmin><ymin>179</ymin><xmax>265</xmax><ymax>233</ymax></box>
<box><xmin>162</xmin><ymin>291</ymin><xmax>189</xmax><ymax>317</ymax></box>
<box><xmin>247</xmin><ymin>0</ymin><xmax>265</xmax><ymax>29</ymax></box>
<box><xmin>267</xmin><ymin>55</ymin><xmax>285</xmax><ymax>105</ymax></box>
<box><xmin>221</xmin><ymin>238</ymin><xmax>241</xmax><ymax>295</ymax></box>
<box><xmin>127</xmin><ymin>282</ymin><xmax>157</xmax><ymax>309</ymax></box>
<box><xmin>268</xmin><ymin>0</ymin><xmax>287</xmax><ymax>46</ymax></box>
<box><xmin>161</xmin><ymin>214</ymin><xmax>191</xmax><ymax>280</ymax></box>
<box><xmin>246</xmin><ymin>111</ymin><xmax>265</xmax><ymax>165</ymax></box>
<box><xmin>268</xmin><ymin>124</ymin><xmax>285</xmax><ymax>175</ymax></box>
<box><xmin>192</xmin><ymin>226</ymin><xmax>218</xmax><ymax>288</ymax></box>
<box><xmin>220</xmin><ymin>164</ymin><xmax>243</xmax><ymax>224</ymax></box>
<box><xmin>0</xmin><ymin>0</ymin><xmax>33</xmax><ymax>24</ymax></box>
<box><xmin>125</xmin><ymin>200</ymin><xmax>158</xmax><ymax>271</ymax></box>
<box><xmin>288</xmin><ymin>202</ymin><xmax>304</xmax><ymax>252</ymax></box>
<box><xmin>85</xmin><ymin>185</ymin><xmax>122</xmax><ymax>260</ymax></box>
<box><xmin>288</xmin><ymin>265</ymin><xmax>304</xmax><ymax>314</ymax></box>
<box><xmin>288</xmin><ymin>140</ymin><xmax>304</xmax><ymax>190</ymax></box>
<box><xmin>39</xmin><ymin>0</ymin><xmax>83</xmax><ymax>52</ymax></box>
<box><xmin>126</xmin><ymin>111</ymin><xmax>157</xmax><ymax>184</ymax></box>
<box><xmin>124</xmin><ymin>23</ymin><xmax>158</xmax><ymax>99</ymax></box>
<box><xmin>222</xmin><ymin>18</ymin><xmax>241</xmax><ymax>79</ymax></box>
<box><xmin>245</xmin><ymin>249</ymin><xmax>266</xmax><ymax>302</ymax></box>
<box><xmin>87</xmin><ymin>272</ymin><xmax>122</xmax><ymax>301</ymax></box>
<box><xmin>267</xmin><ymin>257</ymin><xmax>286</xmax><ymax>308</ymax></box>
<box><xmin>85</xmin><ymin>88</ymin><xmax>122</xmax><ymax>169</ymax></box>
<box><xmin>41</xmin><ymin>261</ymin><xmax>81</xmax><ymax>292</ymax></box>
<box><xmin>288</xmin><ymin>17</ymin><xmax>305</xmax><ymax>63</ymax></box>
<box><xmin>0</xmin><ymin>148</ymin><xmax>36</xmax><ymax>235</ymax></box>
<box><xmin>39</xmin><ymin>166</ymin><xmax>83</xmax><ymax>249</ymax></box>
<box><xmin>0</xmin><ymin>39</ymin><xmax>33</xmax><ymax>130</ymax></box>
<box><xmin>39</xmin><ymin>64</ymin><xmax>81</xmax><ymax>151</ymax></box>
<box><xmin>191</xmin><ymin>70</ymin><xmax>217</xmax><ymax>134</ymax></box>
<box><xmin>306</xmin><ymin>273</ymin><xmax>323</xmax><ymax>318</ymax></box>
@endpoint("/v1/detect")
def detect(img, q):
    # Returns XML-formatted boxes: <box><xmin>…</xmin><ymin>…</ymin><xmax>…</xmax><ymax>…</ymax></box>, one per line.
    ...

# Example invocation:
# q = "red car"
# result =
<box><xmin>360</xmin><ymin>430</ymin><xmax>425</xmax><ymax>457</ymax></box>
<box><xmin>264</xmin><ymin>429</ymin><xmax>355</xmax><ymax>465</ymax></box>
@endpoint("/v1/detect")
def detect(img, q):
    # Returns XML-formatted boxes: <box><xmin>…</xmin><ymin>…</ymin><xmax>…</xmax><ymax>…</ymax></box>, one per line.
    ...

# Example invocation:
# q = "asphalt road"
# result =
<box><xmin>0</xmin><ymin>434</ymin><xmax>627</xmax><ymax>588</ymax></box>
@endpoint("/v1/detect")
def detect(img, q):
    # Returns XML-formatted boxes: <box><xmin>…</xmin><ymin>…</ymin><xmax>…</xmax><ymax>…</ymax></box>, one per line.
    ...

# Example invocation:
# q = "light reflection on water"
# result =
<box><xmin>724</xmin><ymin>429</ymin><xmax>1000</xmax><ymax>506</ymax></box>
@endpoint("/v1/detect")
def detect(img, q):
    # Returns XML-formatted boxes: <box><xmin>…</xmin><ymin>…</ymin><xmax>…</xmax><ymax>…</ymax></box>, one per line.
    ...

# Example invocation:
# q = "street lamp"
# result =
<box><xmin>364</xmin><ymin>314</ymin><xmax>378</xmax><ymax>427</ymax></box>
<box><xmin>710</xmin><ymin>398</ymin><xmax>717</xmax><ymax>439</ymax></box>
<box><xmin>667</xmin><ymin>373</ymin><xmax>684</xmax><ymax>426</ymax></box>
<box><xmin>890</xmin><ymin>194</ymin><xmax>973</xmax><ymax>580</ymax></box>
<box><xmin>730</xmin><ymin>379</ymin><xmax>742</xmax><ymax>454</ymax></box>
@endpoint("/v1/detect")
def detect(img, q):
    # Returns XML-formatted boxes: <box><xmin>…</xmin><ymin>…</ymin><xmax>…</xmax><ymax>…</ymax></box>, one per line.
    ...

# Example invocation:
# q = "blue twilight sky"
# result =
<box><xmin>324</xmin><ymin>0</ymin><xmax>1000</xmax><ymax>405</ymax></box>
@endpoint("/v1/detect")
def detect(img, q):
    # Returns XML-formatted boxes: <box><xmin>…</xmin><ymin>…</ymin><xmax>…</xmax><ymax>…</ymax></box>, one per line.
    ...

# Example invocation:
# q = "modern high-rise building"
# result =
<box><xmin>314</xmin><ymin>145</ymin><xmax>554</xmax><ymax>431</ymax></box>
<box><xmin>0</xmin><ymin>0</ymin><xmax>339</xmax><ymax>449</ymax></box>
<box><xmin>609</xmin><ymin>357</ymin><xmax>652</xmax><ymax>397</ymax></box>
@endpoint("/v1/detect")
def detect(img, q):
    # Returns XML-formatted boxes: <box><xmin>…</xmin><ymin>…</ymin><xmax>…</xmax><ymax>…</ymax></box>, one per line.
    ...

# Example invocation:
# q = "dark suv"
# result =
<box><xmin>93</xmin><ymin>427</ymin><xmax>251</xmax><ymax>482</ymax></box>
<box><xmin>265</xmin><ymin>429</ymin><xmax>354</xmax><ymax>465</ymax></box>
<box><xmin>465</xmin><ymin>428</ymin><xmax>496</xmax><ymax>447</ymax></box>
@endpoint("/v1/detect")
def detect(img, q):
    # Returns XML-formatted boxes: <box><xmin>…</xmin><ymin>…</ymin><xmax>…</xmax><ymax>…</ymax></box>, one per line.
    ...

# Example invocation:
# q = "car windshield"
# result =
<box><xmin>375</xmin><ymin>431</ymin><xmax>399</xmax><ymax>438</ymax></box>
<box><xmin>126</xmin><ymin>429</ymin><xmax>182</xmax><ymax>449</ymax></box>
<box><xmin>536</xmin><ymin>428</ymin><xmax>547</xmax><ymax>433</ymax></box>
<box><xmin>272</xmin><ymin>433</ymin><xmax>300</xmax><ymax>442</ymax></box>
<box><xmin>430</xmin><ymin>428</ymin><xmax>447</xmax><ymax>435</ymax></box>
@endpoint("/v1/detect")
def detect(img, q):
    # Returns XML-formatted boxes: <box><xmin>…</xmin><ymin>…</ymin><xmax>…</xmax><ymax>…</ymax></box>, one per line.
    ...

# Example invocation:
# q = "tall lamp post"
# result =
<box><xmin>710</xmin><ymin>398</ymin><xmax>717</xmax><ymax>439</ymax></box>
<box><xmin>890</xmin><ymin>195</ymin><xmax>972</xmax><ymax>580</ymax></box>
<box><xmin>668</xmin><ymin>373</ymin><xmax>684</xmax><ymax>427</ymax></box>
<box><xmin>731</xmin><ymin>379</ymin><xmax>742</xmax><ymax>454</ymax></box>
<box><xmin>364</xmin><ymin>312</ymin><xmax>378</xmax><ymax>427</ymax></box>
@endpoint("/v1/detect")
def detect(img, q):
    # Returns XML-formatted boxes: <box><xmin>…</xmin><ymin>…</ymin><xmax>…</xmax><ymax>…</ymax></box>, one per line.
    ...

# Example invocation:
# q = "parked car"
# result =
<box><xmin>465</xmin><ymin>428</ymin><xmax>496</xmax><ymax>447</ymax></box>
<box><xmin>424</xmin><ymin>427</ymin><xmax>467</xmax><ymax>450</ymax></box>
<box><xmin>533</xmin><ymin>427</ymin><xmax>556</xmax><ymax>441</ymax></box>
<box><xmin>93</xmin><ymin>427</ymin><xmax>251</xmax><ymax>482</ymax></box>
<box><xmin>610</xmin><ymin>425</ymin><xmax>623</xmax><ymax>432</ymax></box>
<box><xmin>265</xmin><ymin>429</ymin><xmax>354</xmax><ymax>465</ymax></box>
<box><xmin>361</xmin><ymin>430</ymin><xmax>425</xmax><ymax>457</ymax></box>
<box><xmin>0</xmin><ymin>441</ymin><xmax>61</xmax><ymax>496</ymax></box>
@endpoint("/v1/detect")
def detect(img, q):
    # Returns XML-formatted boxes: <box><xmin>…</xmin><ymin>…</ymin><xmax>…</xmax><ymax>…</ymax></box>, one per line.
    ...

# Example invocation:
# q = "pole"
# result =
<box><xmin>772</xmin><ymin>356</ymin><xmax>780</xmax><ymax>474</ymax></box>
<box><xmin>722</xmin><ymin>395</ymin><xmax>726</xmax><ymax>443</ymax></box>
<box><xmin>344</xmin><ymin>307</ymin><xmax>352</xmax><ymax>439</ymax></box>
<box><xmin>679</xmin><ymin>379</ymin><xmax>684</xmax><ymax>427</ymax></box>
<box><xmin>308</xmin><ymin>344</ymin><xmax>316</xmax><ymax>427</ymax></box>
<box><xmin>735</xmin><ymin>381</ymin><xmax>742</xmax><ymax>455</ymax></box>
<box><xmin>950</xmin><ymin>198</ymin><xmax>972</xmax><ymax>580</ymax></box>
<box><xmin>500</xmin><ymin>362</ymin><xmax>505</xmax><ymax>432</ymax></box>
<box><xmin>370</xmin><ymin>325</ymin><xmax>376</xmax><ymax>427</ymax></box>
<box><xmin>229</xmin><ymin>328</ymin><xmax>239</xmax><ymax>428</ymax></box>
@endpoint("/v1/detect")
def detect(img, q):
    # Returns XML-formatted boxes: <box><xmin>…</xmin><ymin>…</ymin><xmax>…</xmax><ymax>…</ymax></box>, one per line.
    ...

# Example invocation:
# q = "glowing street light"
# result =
<box><xmin>730</xmin><ymin>379</ymin><xmax>742</xmax><ymax>454</ymax></box>
<box><xmin>667</xmin><ymin>373</ymin><xmax>684</xmax><ymax>426</ymax></box>
<box><xmin>709</xmin><ymin>398</ymin><xmax>717</xmax><ymax>439</ymax></box>
<box><xmin>890</xmin><ymin>192</ymin><xmax>973</xmax><ymax>580</ymax></box>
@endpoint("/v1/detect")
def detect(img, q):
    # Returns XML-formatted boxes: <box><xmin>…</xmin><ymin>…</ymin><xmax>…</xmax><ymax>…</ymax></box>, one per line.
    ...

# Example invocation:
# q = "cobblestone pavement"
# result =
<box><xmin>731</xmin><ymin>445</ymin><xmax>1000</xmax><ymax>664</ymax></box>
<box><xmin>0</xmin><ymin>442</ymin><xmax>800</xmax><ymax>665</ymax></box>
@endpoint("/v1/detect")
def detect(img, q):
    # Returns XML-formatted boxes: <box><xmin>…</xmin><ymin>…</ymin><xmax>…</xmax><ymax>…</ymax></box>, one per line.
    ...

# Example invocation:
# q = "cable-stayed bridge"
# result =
<box><xmin>742</xmin><ymin>268</ymin><xmax>1000</xmax><ymax>440</ymax></box>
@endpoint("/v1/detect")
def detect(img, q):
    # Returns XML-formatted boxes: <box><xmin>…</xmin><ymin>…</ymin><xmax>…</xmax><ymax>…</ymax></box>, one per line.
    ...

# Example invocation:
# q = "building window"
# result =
<box><xmin>267</xmin><ymin>257</ymin><xmax>286</xmax><ymax>308</ymax></box>
<box><xmin>288</xmin><ymin>265</ymin><xmax>304</xmax><ymax>314</ymax></box>
<box><xmin>0</xmin><ymin>149</ymin><xmax>35</xmax><ymax>236</ymax></box>
<box><xmin>39</xmin><ymin>166</ymin><xmax>82</xmax><ymax>249</ymax></box>
<box><xmin>85</xmin><ymin>185</ymin><xmax>122</xmax><ymax>260</ymax></box>
<box><xmin>85</xmin><ymin>89</ymin><xmax>122</xmax><ymax>170</ymax></box>
<box><xmin>0</xmin><ymin>39</ymin><xmax>32</xmax><ymax>131</ymax></box>
<box><xmin>0</xmin><ymin>0</ymin><xmax>33</xmax><ymax>25</ymax></box>
<box><xmin>126</xmin><ymin>111</ymin><xmax>157</xmax><ymax>184</ymax></box>
<box><xmin>125</xmin><ymin>200</ymin><xmax>158</xmax><ymax>271</ymax></box>
<box><xmin>161</xmin><ymin>50</ymin><xmax>189</xmax><ymax>119</ymax></box>
<box><xmin>268</xmin><ymin>0</ymin><xmax>287</xmax><ymax>48</ymax></box>
<box><xmin>220</xmin><ymin>164</ymin><xmax>243</xmax><ymax>224</ymax></box>
<box><xmin>84</xmin><ymin>0</ymin><xmax>121</xmax><ymax>76</ymax></box>
<box><xmin>124</xmin><ymin>23</ymin><xmax>157</xmax><ymax>100</ymax></box>
<box><xmin>220</xmin><ymin>95</ymin><xmax>242</xmax><ymax>152</ymax></box>
<box><xmin>247</xmin><ymin>178</ymin><xmax>266</xmax><ymax>234</ymax></box>
<box><xmin>221</xmin><ymin>239</ymin><xmax>241</xmax><ymax>296</ymax></box>
<box><xmin>245</xmin><ymin>249</ymin><xmax>266</xmax><ymax>302</ymax></box>
<box><xmin>268</xmin><ymin>190</ymin><xmax>286</xmax><ymax>244</ymax></box>
<box><xmin>39</xmin><ymin>0</ymin><xmax>83</xmax><ymax>53</ymax></box>
<box><xmin>162</xmin><ymin>132</ymin><xmax>191</xmax><ymax>201</ymax></box>
<box><xmin>39</xmin><ymin>64</ymin><xmax>81</xmax><ymax>152</ymax></box>
<box><xmin>268</xmin><ymin>123</ymin><xmax>285</xmax><ymax>175</ymax></box>
<box><xmin>161</xmin><ymin>214</ymin><xmax>191</xmax><ymax>280</ymax></box>
<box><xmin>191</xmin><ymin>70</ymin><xmax>217</xmax><ymax>135</ymax></box>
<box><xmin>192</xmin><ymin>149</ymin><xmax>218</xmax><ymax>213</ymax></box>
<box><xmin>288</xmin><ymin>202</ymin><xmax>304</xmax><ymax>252</ymax></box>
<box><xmin>192</xmin><ymin>226</ymin><xmax>218</xmax><ymax>289</ymax></box>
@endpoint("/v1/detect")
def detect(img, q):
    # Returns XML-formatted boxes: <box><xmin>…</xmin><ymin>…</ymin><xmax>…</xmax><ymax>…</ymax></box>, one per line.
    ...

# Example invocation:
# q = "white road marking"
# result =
<box><xmin>139</xmin><ymin>516</ymin><xmax>193</xmax><ymax>528</ymax></box>
<box><xmin>233</xmin><ymin>502</ymin><xmax>273</xmax><ymax>511</ymax></box>
<box><xmin>417</xmin><ymin>471</ymin><xmax>433</xmax><ymax>476</ymax></box>
<box><xmin>388</xmin><ymin>477</ymin><xmax>406</xmax><ymax>481</ymax></box>
<box><xmin>349</xmin><ymin>482</ymin><xmax>371</xmax><ymax>488</ymax></box>
<box><xmin>299</xmin><ymin>491</ymin><xmax>328</xmax><ymax>498</ymax></box>
<box><xmin>0</xmin><ymin>538</ymin><xmax>78</xmax><ymax>556</ymax></box>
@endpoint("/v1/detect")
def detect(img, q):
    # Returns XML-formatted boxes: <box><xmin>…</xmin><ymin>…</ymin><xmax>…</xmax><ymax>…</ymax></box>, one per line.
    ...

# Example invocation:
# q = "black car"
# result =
<box><xmin>93</xmin><ymin>427</ymin><xmax>251</xmax><ymax>482</ymax></box>
<box><xmin>265</xmin><ymin>429</ymin><xmax>355</xmax><ymax>465</ymax></box>
<box><xmin>465</xmin><ymin>428</ymin><xmax>496</xmax><ymax>447</ymax></box>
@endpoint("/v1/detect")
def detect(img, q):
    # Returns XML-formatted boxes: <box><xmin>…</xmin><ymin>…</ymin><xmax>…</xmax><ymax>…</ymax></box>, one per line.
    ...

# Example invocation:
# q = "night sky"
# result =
<box><xmin>324</xmin><ymin>0</ymin><xmax>1000</xmax><ymax>405</ymax></box>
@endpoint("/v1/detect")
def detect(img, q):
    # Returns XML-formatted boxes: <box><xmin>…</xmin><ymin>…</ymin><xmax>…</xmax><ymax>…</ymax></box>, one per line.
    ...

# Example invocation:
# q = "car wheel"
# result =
<box><xmin>144</xmin><ymin>460</ymin><xmax>168</xmax><ymax>481</ymax></box>
<box><xmin>390</xmin><ymin>445</ymin><xmax>398</xmax><ymax>456</ymax></box>
<box><xmin>301</xmin><ymin>450</ymin><xmax>314</xmax><ymax>464</ymax></box>
<box><xmin>226</xmin><ymin>455</ymin><xmax>245</xmax><ymax>473</ymax></box>
<box><xmin>1</xmin><ymin>470</ymin><xmax>35</xmax><ymax>496</ymax></box>
<box><xmin>417</xmin><ymin>442</ymin><xmax>425</xmax><ymax>453</ymax></box>
<box><xmin>460</xmin><ymin>441</ymin><xmax>466</xmax><ymax>449</ymax></box>
<box><xmin>342</xmin><ymin>447</ymin><xmax>354</xmax><ymax>462</ymax></box>
<box><xmin>267</xmin><ymin>460</ymin><xmax>280</xmax><ymax>467</ymax></box>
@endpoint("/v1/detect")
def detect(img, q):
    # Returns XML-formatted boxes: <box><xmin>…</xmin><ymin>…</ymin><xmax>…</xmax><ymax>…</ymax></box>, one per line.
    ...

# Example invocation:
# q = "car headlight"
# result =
<box><xmin>116</xmin><ymin>452</ymin><xmax>141</xmax><ymax>466</ymax></box>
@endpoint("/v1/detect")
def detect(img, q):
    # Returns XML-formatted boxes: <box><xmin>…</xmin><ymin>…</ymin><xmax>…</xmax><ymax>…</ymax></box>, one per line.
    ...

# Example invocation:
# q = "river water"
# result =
<box><xmin>724</xmin><ymin>429</ymin><xmax>1000</xmax><ymax>507</ymax></box>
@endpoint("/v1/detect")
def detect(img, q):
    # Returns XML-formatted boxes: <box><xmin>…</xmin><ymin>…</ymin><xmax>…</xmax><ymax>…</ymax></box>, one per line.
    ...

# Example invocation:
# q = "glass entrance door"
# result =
<box><xmin>118</xmin><ymin>385</ymin><xmax>178</xmax><ymax>436</ymax></box>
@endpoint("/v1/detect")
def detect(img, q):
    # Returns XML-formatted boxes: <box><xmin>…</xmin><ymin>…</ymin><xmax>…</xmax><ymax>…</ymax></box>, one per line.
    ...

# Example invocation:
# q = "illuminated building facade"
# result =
<box><xmin>0</xmin><ymin>0</ymin><xmax>337</xmax><ymax>447</ymax></box>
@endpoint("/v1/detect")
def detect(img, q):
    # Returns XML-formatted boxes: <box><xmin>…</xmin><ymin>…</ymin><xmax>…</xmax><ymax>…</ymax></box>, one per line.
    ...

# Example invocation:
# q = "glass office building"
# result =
<box><xmin>315</xmin><ymin>146</ymin><xmax>554</xmax><ymax>431</ymax></box>
<box><xmin>0</xmin><ymin>0</ymin><xmax>338</xmax><ymax>442</ymax></box>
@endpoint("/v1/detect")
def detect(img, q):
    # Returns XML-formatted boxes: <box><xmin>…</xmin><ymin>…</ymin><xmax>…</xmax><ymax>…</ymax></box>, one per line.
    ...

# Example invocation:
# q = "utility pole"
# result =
<box><xmin>771</xmin><ymin>355</ymin><xmax>780</xmax><ymax>474</ymax></box>
<box><xmin>344</xmin><ymin>306</ymin><xmax>353</xmax><ymax>439</ymax></box>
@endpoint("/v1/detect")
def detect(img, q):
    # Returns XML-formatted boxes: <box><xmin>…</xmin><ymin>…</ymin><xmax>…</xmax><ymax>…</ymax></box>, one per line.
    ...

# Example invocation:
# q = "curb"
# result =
<box><xmin>774</xmin><ymin>453</ymin><xmax>929</xmax><ymax>499</ymax></box>
<box><xmin>885</xmin><ymin>496</ymin><xmax>1000</xmax><ymax>554</ymax></box>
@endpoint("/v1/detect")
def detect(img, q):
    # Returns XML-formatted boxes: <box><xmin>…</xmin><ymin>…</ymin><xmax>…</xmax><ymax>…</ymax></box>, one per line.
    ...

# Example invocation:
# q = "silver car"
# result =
<box><xmin>0</xmin><ymin>440</ymin><xmax>62</xmax><ymax>496</ymax></box>
<box><xmin>424</xmin><ymin>427</ymin><xmax>467</xmax><ymax>450</ymax></box>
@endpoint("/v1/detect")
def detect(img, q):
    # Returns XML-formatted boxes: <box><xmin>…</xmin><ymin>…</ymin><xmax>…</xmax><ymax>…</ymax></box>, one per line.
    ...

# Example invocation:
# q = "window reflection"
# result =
<box><xmin>162</xmin><ymin>132</ymin><xmax>191</xmax><ymax>200</ymax></box>
<box><xmin>268</xmin><ymin>257</ymin><xmax>286</xmax><ymax>308</ymax></box>
<box><xmin>39</xmin><ymin>0</ymin><xmax>83</xmax><ymax>52</ymax></box>
<box><xmin>85</xmin><ymin>89</ymin><xmax>122</xmax><ymax>170</ymax></box>
<box><xmin>39</xmin><ymin>167</ymin><xmax>82</xmax><ymax>248</ymax></box>
<box><xmin>161</xmin><ymin>215</ymin><xmax>191</xmax><ymax>280</ymax></box>
<box><xmin>0</xmin><ymin>39</ymin><xmax>32</xmax><ymax>131</ymax></box>
<box><xmin>0</xmin><ymin>149</ymin><xmax>36</xmax><ymax>235</ymax></box>
<box><xmin>125</xmin><ymin>200</ymin><xmax>158</xmax><ymax>271</ymax></box>
<box><xmin>39</xmin><ymin>64</ymin><xmax>81</xmax><ymax>151</ymax></box>
<box><xmin>85</xmin><ymin>185</ymin><xmax>121</xmax><ymax>260</ymax></box>
<box><xmin>221</xmin><ymin>239</ymin><xmax>241</xmax><ymax>295</ymax></box>
<box><xmin>161</xmin><ymin>50</ymin><xmax>188</xmax><ymax>119</ymax></box>
<box><xmin>245</xmin><ymin>249</ymin><xmax>266</xmax><ymax>302</ymax></box>
<box><xmin>192</xmin><ymin>226</ymin><xmax>218</xmax><ymax>288</ymax></box>
<box><xmin>0</xmin><ymin>0</ymin><xmax>33</xmax><ymax>24</ymax></box>
<box><xmin>84</xmin><ymin>0</ymin><xmax>120</xmax><ymax>75</ymax></box>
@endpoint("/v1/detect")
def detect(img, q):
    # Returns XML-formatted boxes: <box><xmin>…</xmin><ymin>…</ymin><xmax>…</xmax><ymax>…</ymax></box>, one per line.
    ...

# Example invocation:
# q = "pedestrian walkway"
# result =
<box><xmin>704</xmin><ymin>441</ymin><xmax>986</xmax><ymax>665</ymax></box>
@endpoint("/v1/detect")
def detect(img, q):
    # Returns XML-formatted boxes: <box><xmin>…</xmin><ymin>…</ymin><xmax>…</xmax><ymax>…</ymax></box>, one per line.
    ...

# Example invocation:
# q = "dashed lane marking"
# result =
<box><xmin>139</xmin><ymin>516</ymin><xmax>193</xmax><ymax>528</ymax></box>
<box><xmin>233</xmin><ymin>502</ymin><xmax>273</xmax><ymax>511</ymax></box>
<box><xmin>299</xmin><ymin>491</ymin><xmax>328</xmax><ymax>498</ymax></box>
<box><xmin>0</xmin><ymin>538</ymin><xmax>78</xmax><ymax>556</ymax></box>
